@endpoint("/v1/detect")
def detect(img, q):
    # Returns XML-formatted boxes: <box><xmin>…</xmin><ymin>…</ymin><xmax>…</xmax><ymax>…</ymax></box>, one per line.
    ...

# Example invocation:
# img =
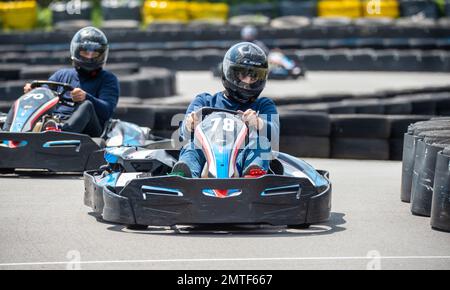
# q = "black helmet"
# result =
<box><xmin>221</xmin><ymin>42</ymin><xmax>268</xmax><ymax>104</ymax></box>
<box><xmin>70</xmin><ymin>27</ymin><xmax>109</xmax><ymax>72</ymax></box>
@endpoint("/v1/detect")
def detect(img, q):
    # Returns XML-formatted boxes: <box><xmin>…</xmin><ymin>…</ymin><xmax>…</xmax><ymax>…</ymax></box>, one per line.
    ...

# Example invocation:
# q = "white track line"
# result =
<box><xmin>1</xmin><ymin>256</ymin><xmax>450</xmax><ymax>267</ymax></box>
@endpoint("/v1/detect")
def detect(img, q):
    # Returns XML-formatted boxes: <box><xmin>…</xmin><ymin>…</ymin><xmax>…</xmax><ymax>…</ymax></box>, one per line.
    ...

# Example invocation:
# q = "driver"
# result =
<box><xmin>171</xmin><ymin>42</ymin><xmax>279</xmax><ymax>178</ymax></box>
<box><xmin>2</xmin><ymin>26</ymin><xmax>119</xmax><ymax>137</ymax></box>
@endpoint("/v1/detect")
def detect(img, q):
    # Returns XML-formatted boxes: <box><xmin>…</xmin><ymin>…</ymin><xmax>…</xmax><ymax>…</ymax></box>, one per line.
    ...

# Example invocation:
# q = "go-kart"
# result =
<box><xmin>268</xmin><ymin>51</ymin><xmax>306</xmax><ymax>80</ymax></box>
<box><xmin>0</xmin><ymin>81</ymin><xmax>171</xmax><ymax>173</ymax></box>
<box><xmin>84</xmin><ymin>107</ymin><xmax>331</xmax><ymax>229</ymax></box>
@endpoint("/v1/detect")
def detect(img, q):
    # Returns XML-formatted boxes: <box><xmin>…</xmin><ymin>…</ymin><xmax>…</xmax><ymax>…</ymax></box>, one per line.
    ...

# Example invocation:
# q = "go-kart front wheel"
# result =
<box><xmin>126</xmin><ymin>224</ymin><xmax>148</xmax><ymax>230</ymax></box>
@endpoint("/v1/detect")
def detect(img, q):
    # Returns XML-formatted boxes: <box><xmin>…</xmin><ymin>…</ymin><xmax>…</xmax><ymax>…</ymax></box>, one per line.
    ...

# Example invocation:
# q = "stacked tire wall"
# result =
<box><xmin>400</xmin><ymin>118</ymin><xmax>450</xmax><ymax>232</ymax></box>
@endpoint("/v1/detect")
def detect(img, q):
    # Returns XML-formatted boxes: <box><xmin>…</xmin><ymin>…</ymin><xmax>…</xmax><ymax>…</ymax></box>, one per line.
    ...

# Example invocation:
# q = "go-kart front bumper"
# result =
<box><xmin>0</xmin><ymin>131</ymin><xmax>105</xmax><ymax>173</ymax></box>
<box><xmin>84</xmin><ymin>172</ymin><xmax>332</xmax><ymax>226</ymax></box>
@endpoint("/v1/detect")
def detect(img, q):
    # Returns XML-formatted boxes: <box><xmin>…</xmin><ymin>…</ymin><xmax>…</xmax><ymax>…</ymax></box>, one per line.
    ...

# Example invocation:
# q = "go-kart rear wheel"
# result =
<box><xmin>126</xmin><ymin>224</ymin><xmax>148</xmax><ymax>230</ymax></box>
<box><xmin>288</xmin><ymin>223</ymin><xmax>311</xmax><ymax>229</ymax></box>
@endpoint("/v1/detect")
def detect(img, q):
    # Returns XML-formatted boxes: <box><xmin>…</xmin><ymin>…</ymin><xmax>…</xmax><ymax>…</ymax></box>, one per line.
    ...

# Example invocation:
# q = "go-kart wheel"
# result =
<box><xmin>126</xmin><ymin>224</ymin><xmax>148</xmax><ymax>230</ymax></box>
<box><xmin>288</xmin><ymin>223</ymin><xmax>311</xmax><ymax>229</ymax></box>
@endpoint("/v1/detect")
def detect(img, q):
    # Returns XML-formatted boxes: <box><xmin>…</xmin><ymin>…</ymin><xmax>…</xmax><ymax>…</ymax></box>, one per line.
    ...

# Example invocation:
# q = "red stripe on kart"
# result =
<box><xmin>229</xmin><ymin>126</ymin><xmax>248</xmax><ymax>177</ymax></box>
<box><xmin>29</xmin><ymin>98</ymin><xmax>59</xmax><ymax>128</ymax></box>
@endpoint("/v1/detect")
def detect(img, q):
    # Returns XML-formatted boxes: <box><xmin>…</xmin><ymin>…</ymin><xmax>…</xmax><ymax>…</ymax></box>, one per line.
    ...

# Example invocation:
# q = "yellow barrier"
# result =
<box><xmin>0</xmin><ymin>1</ymin><xmax>37</xmax><ymax>30</ymax></box>
<box><xmin>318</xmin><ymin>0</ymin><xmax>362</xmax><ymax>18</ymax></box>
<box><xmin>362</xmin><ymin>0</ymin><xmax>399</xmax><ymax>18</ymax></box>
<box><xmin>188</xmin><ymin>2</ymin><xmax>229</xmax><ymax>22</ymax></box>
<box><xmin>143</xmin><ymin>1</ymin><xmax>189</xmax><ymax>25</ymax></box>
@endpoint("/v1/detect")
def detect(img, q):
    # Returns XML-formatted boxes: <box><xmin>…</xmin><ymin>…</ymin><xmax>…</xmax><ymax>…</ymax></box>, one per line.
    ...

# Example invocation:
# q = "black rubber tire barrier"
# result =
<box><xmin>0</xmin><ymin>81</ymin><xmax>25</xmax><ymax>102</ymax></box>
<box><xmin>279</xmin><ymin>112</ymin><xmax>331</xmax><ymax>137</ymax></box>
<box><xmin>341</xmin><ymin>99</ymin><xmax>385</xmax><ymax>115</ymax></box>
<box><xmin>381</xmin><ymin>98</ymin><xmax>413</xmax><ymax>115</ymax></box>
<box><xmin>51</xmin><ymin>1</ymin><xmax>92</xmax><ymax>24</ymax></box>
<box><xmin>411</xmin><ymin>139</ymin><xmax>450</xmax><ymax>216</ymax></box>
<box><xmin>390</xmin><ymin>138</ymin><xmax>405</xmax><ymax>161</ymax></box>
<box><xmin>330</xmin><ymin>115</ymin><xmax>391</xmax><ymax>139</ymax></box>
<box><xmin>401</xmin><ymin>124</ymin><xmax>450</xmax><ymax>202</ymax></box>
<box><xmin>278</xmin><ymin>1</ymin><xmax>317</xmax><ymax>17</ymax></box>
<box><xmin>331</xmin><ymin>138</ymin><xmax>390</xmax><ymax>160</ymax></box>
<box><xmin>117</xmin><ymin>68</ymin><xmax>176</xmax><ymax>99</ymax></box>
<box><xmin>388</xmin><ymin>115</ymin><xmax>432</xmax><ymax>139</ymax></box>
<box><xmin>19</xmin><ymin>65</ymin><xmax>67</xmax><ymax>81</ymax></box>
<box><xmin>229</xmin><ymin>3</ymin><xmax>278</xmax><ymax>18</ymax></box>
<box><xmin>113</xmin><ymin>105</ymin><xmax>156</xmax><ymax>128</ymax></box>
<box><xmin>430</xmin><ymin>148</ymin><xmax>450</xmax><ymax>232</ymax></box>
<box><xmin>151</xmin><ymin>106</ymin><xmax>187</xmax><ymax>132</ymax></box>
<box><xmin>0</xmin><ymin>63</ymin><xmax>25</xmax><ymax>81</ymax></box>
<box><xmin>279</xmin><ymin>136</ymin><xmax>330</xmax><ymax>158</ymax></box>
<box><xmin>101</xmin><ymin>0</ymin><xmax>141</xmax><ymax>21</ymax></box>
<box><xmin>399</xmin><ymin>0</ymin><xmax>440</xmax><ymax>19</ymax></box>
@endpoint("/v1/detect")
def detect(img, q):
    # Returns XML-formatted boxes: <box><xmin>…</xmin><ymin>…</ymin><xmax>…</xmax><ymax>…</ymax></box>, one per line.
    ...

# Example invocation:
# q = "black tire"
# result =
<box><xmin>126</xmin><ymin>224</ymin><xmax>148</xmax><ymax>230</ymax></box>
<box><xmin>381</xmin><ymin>98</ymin><xmax>413</xmax><ymax>115</ymax></box>
<box><xmin>388</xmin><ymin>115</ymin><xmax>432</xmax><ymax>139</ymax></box>
<box><xmin>0</xmin><ymin>168</ymin><xmax>15</xmax><ymax>174</ymax></box>
<box><xmin>288</xmin><ymin>223</ymin><xmax>311</xmax><ymax>229</ymax></box>
<box><xmin>278</xmin><ymin>1</ymin><xmax>317</xmax><ymax>17</ymax></box>
<box><xmin>113</xmin><ymin>105</ymin><xmax>156</xmax><ymax>128</ymax></box>
<box><xmin>0</xmin><ymin>63</ymin><xmax>24</xmax><ymax>81</ymax></box>
<box><xmin>330</xmin><ymin>115</ymin><xmax>390</xmax><ymax>139</ymax></box>
<box><xmin>279</xmin><ymin>112</ymin><xmax>331</xmax><ymax>137</ymax></box>
<box><xmin>401</xmin><ymin>133</ymin><xmax>420</xmax><ymax>202</ymax></box>
<box><xmin>390</xmin><ymin>138</ymin><xmax>404</xmax><ymax>161</ymax></box>
<box><xmin>410</xmin><ymin>141</ymin><xmax>449</xmax><ymax>217</ymax></box>
<box><xmin>19</xmin><ymin>65</ymin><xmax>66</xmax><ymax>81</ymax></box>
<box><xmin>331</xmin><ymin>138</ymin><xmax>390</xmax><ymax>160</ymax></box>
<box><xmin>430</xmin><ymin>148</ymin><xmax>450</xmax><ymax>232</ymax></box>
<box><xmin>279</xmin><ymin>136</ymin><xmax>330</xmax><ymax>158</ymax></box>
<box><xmin>0</xmin><ymin>81</ymin><xmax>25</xmax><ymax>102</ymax></box>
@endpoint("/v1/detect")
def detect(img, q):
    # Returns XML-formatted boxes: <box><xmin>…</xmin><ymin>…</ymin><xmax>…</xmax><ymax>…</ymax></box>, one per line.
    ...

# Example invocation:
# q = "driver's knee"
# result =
<box><xmin>79</xmin><ymin>100</ymin><xmax>95</xmax><ymax>112</ymax></box>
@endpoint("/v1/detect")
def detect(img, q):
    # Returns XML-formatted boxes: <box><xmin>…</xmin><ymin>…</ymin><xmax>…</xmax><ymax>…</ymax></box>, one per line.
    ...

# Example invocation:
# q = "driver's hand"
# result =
<box><xmin>185</xmin><ymin>111</ymin><xmax>199</xmax><ymax>132</ymax></box>
<box><xmin>23</xmin><ymin>83</ymin><xmax>32</xmax><ymax>94</ymax></box>
<box><xmin>238</xmin><ymin>109</ymin><xmax>263</xmax><ymax>130</ymax></box>
<box><xmin>70</xmin><ymin>88</ymin><xmax>87</xmax><ymax>103</ymax></box>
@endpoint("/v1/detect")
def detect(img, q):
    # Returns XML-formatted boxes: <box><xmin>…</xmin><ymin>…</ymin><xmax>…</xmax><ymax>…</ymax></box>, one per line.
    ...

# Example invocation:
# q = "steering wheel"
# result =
<box><xmin>30</xmin><ymin>81</ymin><xmax>76</xmax><ymax>107</ymax></box>
<box><xmin>194</xmin><ymin>107</ymin><xmax>243</xmax><ymax>121</ymax></box>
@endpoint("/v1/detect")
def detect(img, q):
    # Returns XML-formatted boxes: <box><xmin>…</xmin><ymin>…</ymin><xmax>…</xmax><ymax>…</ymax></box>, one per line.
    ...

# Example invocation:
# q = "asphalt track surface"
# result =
<box><xmin>0</xmin><ymin>159</ymin><xmax>449</xmax><ymax>270</ymax></box>
<box><xmin>0</xmin><ymin>71</ymin><xmax>449</xmax><ymax>270</ymax></box>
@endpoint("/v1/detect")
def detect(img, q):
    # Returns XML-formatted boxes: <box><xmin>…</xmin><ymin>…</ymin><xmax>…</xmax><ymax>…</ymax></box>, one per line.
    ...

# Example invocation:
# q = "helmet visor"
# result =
<box><xmin>223</xmin><ymin>60</ymin><xmax>268</xmax><ymax>91</ymax></box>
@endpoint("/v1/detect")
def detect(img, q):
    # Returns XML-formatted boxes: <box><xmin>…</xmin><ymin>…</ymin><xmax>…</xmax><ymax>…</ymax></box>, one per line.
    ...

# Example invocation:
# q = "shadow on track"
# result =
<box><xmin>103</xmin><ymin>212</ymin><xmax>347</xmax><ymax>238</ymax></box>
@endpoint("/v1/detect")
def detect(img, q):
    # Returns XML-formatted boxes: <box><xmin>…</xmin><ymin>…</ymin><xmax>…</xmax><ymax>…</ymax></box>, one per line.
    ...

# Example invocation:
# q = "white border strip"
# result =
<box><xmin>1</xmin><ymin>256</ymin><xmax>450</xmax><ymax>267</ymax></box>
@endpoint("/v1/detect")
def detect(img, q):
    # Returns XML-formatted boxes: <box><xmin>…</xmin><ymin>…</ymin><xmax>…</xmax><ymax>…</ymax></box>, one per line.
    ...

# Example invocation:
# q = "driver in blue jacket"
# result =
<box><xmin>172</xmin><ymin>42</ymin><xmax>279</xmax><ymax>178</ymax></box>
<box><xmin>2</xmin><ymin>27</ymin><xmax>119</xmax><ymax>137</ymax></box>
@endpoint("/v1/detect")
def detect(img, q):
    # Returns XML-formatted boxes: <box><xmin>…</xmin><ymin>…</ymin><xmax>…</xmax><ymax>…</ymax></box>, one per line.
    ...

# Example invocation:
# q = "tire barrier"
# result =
<box><xmin>410</xmin><ymin>134</ymin><xmax>450</xmax><ymax>216</ymax></box>
<box><xmin>101</xmin><ymin>0</ymin><xmax>141</xmax><ymax>21</ymax></box>
<box><xmin>401</xmin><ymin>118</ymin><xmax>450</xmax><ymax>202</ymax></box>
<box><xmin>118</xmin><ymin>67</ymin><xmax>176</xmax><ymax>99</ymax></box>
<box><xmin>330</xmin><ymin>114</ymin><xmax>391</xmax><ymax>139</ymax></box>
<box><xmin>430</xmin><ymin>146</ymin><xmax>450</xmax><ymax>232</ymax></box>
<box><xmin>50</xmin><ymin>1</ymin><xmax>92</xmax><ymax>24</ymax></box>
<box><xmin>278</xmin><ymin>1</ymin><xmax>317</xmax><ymax>18</ymax></box>
<box><xmin>331</xmin><ymin>137</ymin><xmax>390</xmax><ymax>160</ymax></box>
<box><xmin>399</xmin><ymin>0</ymin><xmax>439</xmax><ymax>19</ymax></box>
<box><xmin>0</xmin><ymin>63</ymin><xmax>24</xmax><ymax>81</ymax></box>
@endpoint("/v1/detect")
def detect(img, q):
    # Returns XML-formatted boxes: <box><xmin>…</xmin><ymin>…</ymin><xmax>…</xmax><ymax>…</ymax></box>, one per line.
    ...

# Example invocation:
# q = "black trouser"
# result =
<box><xmin>2</xmin><ymin>100</ymin><xmax>103</xmax><ymax>137</ymax></box>
<box><xmin>62</xmin><ymin>100</ymin><xmax>103</xmax><ymax>137</ymax></box>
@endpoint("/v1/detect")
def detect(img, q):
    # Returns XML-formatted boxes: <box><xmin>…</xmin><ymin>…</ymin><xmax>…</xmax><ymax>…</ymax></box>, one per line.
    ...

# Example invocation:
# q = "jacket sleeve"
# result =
<box><xmin>258</xmin><ymin>98</ymin><xmax>280</xmax><ymax>143</ymax></box>
<box><xmin>179</xmin><ymin>94</ymin><xmax>208</xmax><ymax>140</ymax></box>
<box><xmin>85</xmin><ymin>73</ymin><xmax>120</xmax><ymax>122</ymax></box>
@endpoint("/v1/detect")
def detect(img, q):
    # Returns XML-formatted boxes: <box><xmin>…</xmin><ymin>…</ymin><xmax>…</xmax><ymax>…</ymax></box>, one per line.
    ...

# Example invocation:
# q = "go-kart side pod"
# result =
<box><xmin>0</xmin><ymin>131</ymin><xmax>105</xmax><ymax>173</ymax></box>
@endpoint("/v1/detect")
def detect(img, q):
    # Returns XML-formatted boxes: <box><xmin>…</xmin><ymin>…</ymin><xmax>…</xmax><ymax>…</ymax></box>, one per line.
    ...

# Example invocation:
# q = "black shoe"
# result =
<box><xmin>170</xmin><ymin>161</ymin><xmax>192</xmax><ymax>178</ymax></box>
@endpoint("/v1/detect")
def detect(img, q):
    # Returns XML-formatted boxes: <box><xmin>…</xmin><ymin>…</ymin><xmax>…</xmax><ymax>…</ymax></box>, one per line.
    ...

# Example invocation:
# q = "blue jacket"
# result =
<box><xmin>181</xmin><ymin>91</ymin><xmax>279</xmax><ymax>142</ymax></box>
<box><xmin>49</xmin><ymin>68</ymin><xmax>119</xmax><ymax>124</ymax></box>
